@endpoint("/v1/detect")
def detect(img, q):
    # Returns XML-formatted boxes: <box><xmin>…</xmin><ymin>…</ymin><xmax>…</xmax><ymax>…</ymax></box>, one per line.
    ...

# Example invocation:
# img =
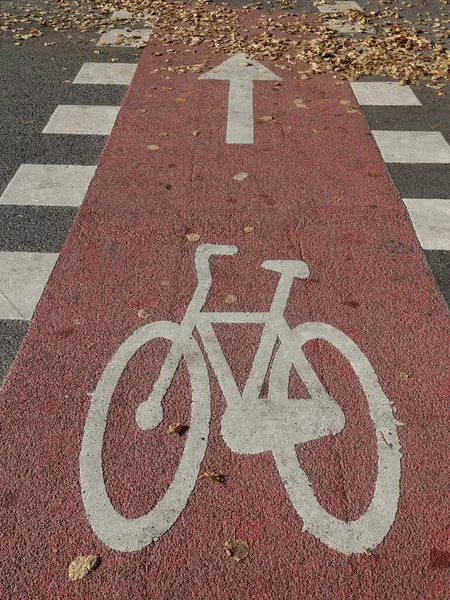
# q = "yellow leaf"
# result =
<box><xmin>186</xmin><ymin>233</ymin><xmax>200</xmax><ymax>242</ymax></box>
<box><xmin>399</xmin><ymin>371</ymin><xmax>408</xmax><ymax>380</ymax></box>
<box><xmin>111</xmin><ymin>57</ymin><xmax>119</xmax><ymax>63</ymax></box>
<box><xmin>202</xmin><ymin>472</ymin><xmax>223</xmax><ymax>483</ymax></box>
<box><xmin>160</xmin><ymin>132</ymin><xmax>169</xmax><ymax>136</ymax></box>
<box><xmin>224</xmin><ymin>294</ymin><xmax>237</xmax><ymax>304</ymax></box>
<box><xmin>68</xmin><ymin>555</ymin><xmax>99</xmax><ymax>582</ymax></box>
<box><xmin>168</xmin><ymin>423</ymin><xmax>182</xmax><ymax>435</ymax></box>
<box><xmin>225</xmin><ymin>540</ymin><xmax>249</xmax><ymax>562</ymax></box>
<box><xmin>243</xmin><ymin>225</ymin><xmax>254</xmax><ymax>233</ymax></box>
<box><xmin>147</xmin><ymin>144</ymin><xmax>159</xmax><ymax>151</ymax></box>
<box><xmin>193</xmin><ymin>129</ymin><xmax>201</xmax><ymax>136</ymax></box>
<box><xmin>175</xmin><ymin>97</ymin><xmax>186</xmax><ymax>102</ymax></box>
<box><xmin>258</xmin><ymin>115</ymin><xmax>273</xmax><ymax>121</ymax></box>
<box><xmin>340</xmin><ymin>99</ymin><xmax>351</xmax><ymax>105</ymax></box>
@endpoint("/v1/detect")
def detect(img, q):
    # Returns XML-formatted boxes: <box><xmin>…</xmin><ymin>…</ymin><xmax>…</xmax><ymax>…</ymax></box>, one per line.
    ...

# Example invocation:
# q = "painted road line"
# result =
<box><xmin>317</xmin><ymin>2</ymin><xmax>371</xmax><ymax>34</ymax></box>
<box><xmin>351</xmin><ymin>82</ymin><xmax>421</xmax><ymax>106</ymax></box>
<box><xmin>317</xmin><ymin>2</ymin><xmax>362</xmax><ymax>13</ymax></box>
<box><xmin>0</xmin><ymin>164</ymin><xmax>96</xmax><ymax>207</ymax></box>
<box><xmin>200</xmin><ymin>53</ymin><xmax>281</xmax><ymax>144</ymax></box>
<box><xmin>73</xmin><ymin>63</ymin><xmax>137</xmax><ymax>86</ymax></box>
<box><xmin>372</xmin><ymin>131</ymin><xmax>450</xmax><ymax>163</ymax></box>
<box><xmin>96</xmin><ymin>29</ymin><xmax>150</xmax><ymax>47</ymax></box>
<box><xmin>403</xmin><ymin>198</ymin><xmax>450</xmax><ymax>250</ymax></box>
<box><xmin>111</xmin><ymin>10</ymin><xmax>133</xmax><ymax>20</ymax></box>
<box><xmin>42</xmin><ymin>105</ymin><xmax>120</xmax><ymax>135</ymax></box>
<box><xmin>0</xmin><ymin>251</ymin><xmax>58</xmax><ymax>320</ymax></box>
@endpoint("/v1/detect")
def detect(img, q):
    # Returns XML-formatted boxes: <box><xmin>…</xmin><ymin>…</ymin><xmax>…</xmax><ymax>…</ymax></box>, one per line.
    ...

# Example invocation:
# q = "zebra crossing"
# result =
<box><xmin>0</xmin><ymin>19</ymin><xmax>148</xmax><ymax>381</ymax></box>
<box><xmin>349</xmin><ymin>80</ymin><xmax>450</xmax><ymax>285</ymax></box>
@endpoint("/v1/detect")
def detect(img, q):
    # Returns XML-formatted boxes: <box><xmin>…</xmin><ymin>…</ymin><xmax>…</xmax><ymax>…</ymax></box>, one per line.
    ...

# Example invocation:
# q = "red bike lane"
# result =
<box><xmin>1</xmin><ymin>27</ymin><xmax>450</xmax><ymax>600</ymax></box>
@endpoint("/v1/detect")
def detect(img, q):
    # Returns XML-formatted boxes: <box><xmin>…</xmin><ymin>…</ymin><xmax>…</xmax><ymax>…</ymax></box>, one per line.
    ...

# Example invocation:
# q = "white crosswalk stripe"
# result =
<box><xmin>403</xmin><ymin>199</ymin><xmax>450</xmax><ymax>251</ymax></box>
<box><xmin>351</xmin><ymin>82</ymin><xmax>421</xmax><ymax>106</ymax></box>
<box><xmin>0</xmin><ymin>165</ymin><xmax>97</xmax><ymax>207</ymax></box>
<box><xmin>0</xmin><ymin>252</ymin><xmax>59</xmax><ymax>320</ymax></box>
<box><xmin>372</xmin><ymin>131</ymin><xmax>450</xmax><ymax>164</ymax></box>
<box><xmin>73</xmin><ymin>63</ymin><xmax>137</xmax><ymax>86</ymax></box>
<box><xmin>43</xmin><ymin>105</ymin><xmax>120</xmax><ymax>135</ymax></box>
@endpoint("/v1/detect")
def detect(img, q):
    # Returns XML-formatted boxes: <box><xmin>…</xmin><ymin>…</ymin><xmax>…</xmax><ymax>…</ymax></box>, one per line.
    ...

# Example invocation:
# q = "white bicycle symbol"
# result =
<box><xmin>80</xmin><ymin>244</ymin><xmax>402</xmax><ymax>554</ymax></box>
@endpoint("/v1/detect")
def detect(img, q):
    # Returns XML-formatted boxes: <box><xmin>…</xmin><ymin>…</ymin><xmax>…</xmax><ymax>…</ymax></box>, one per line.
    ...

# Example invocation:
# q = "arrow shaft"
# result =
<box><xmin>227</xmin><ymin>79</ymin><xmax>254</xmax><ymax>144</ymax></box>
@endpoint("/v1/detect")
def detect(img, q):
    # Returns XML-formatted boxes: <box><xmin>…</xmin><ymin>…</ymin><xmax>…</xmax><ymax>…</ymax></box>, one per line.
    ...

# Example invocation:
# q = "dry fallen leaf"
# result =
<box><xmin>258</xmin><ymin>115</ymin><xmax>273</xmax><ymax>122</ymax></box>
<box><xmin>160</xmin><ymin>131</ymin><xmax>168</xmax><ymax>136</ymax></box>
<box><xmin>243</xmin><ymin>225</ymin><xmax>254</xmax><ymax>233</ymax></box>
<box><xmin>186</xmin><ymin>233</ymin><xmax>200</xmax><ymax>242</ymax></box>
<box><xmin>168</xmin><ymin>423</ymin><xmax>182</xmax><ymax>435</ymax></box>
<box><xmin>333</xmin><ymin>195</ymin><xmax>344</xmax><ymax>202</ymax></box>
<box><xmin>233</xmin><ymin>173</ymin><xmax>248</xmax><ymax>182</ymax></box>
<box><xmin>399</xmin><ymin>371</ymin><xmax>409</xmax><ymax>380</ymax></box>
<box><xmin>368</xmin><ymin>170</ymin><xmax>377</xmax><ymax>177</ymax></box>
<box><xmin>175</xmin><ymin>97</ymin><xmax>186</xmax><ymax>102</ymax></box>
<box><xmin>193</xmin><ymin>129</ymin><xmax>201</xmax><ymax>136</ymax></box>
<box><xmin>202</xmin><ymin>472</ymin><xmax>223</xmax><ymax>483</ymax></box>
<box><xmin>225</xmin><ymin>540</ymin><xmax>249</xmax><ymax>562</ymax></box>
<box><xmin>340</xmin><ymin>99</ymin><xmax>351</xmax><ymax>105</ymax></box>
<box><xmin>147</xmin><ymin>144</ymin><xmax>159</xmax><ymax>152</ymax></box>
<box><xmin>111</xmin><ymin>57</ymin><xmax>119</xmax><ymax>63</ymax></box>
<box><xmin>224</xmin><ymin>294</ymin><xmax>237</xmax><ymax>304</ymax></box>
<box><xmin>138</xmin><ymin>309</ymin><xmax>152</xmax><ymax>319</ymax></box>
<box><xmin>294</xmin><ymin>98</ymin><xmax>308</xmax><ymax>109</ymax></box>
<box><xmin>68</xmin><ymin>555</ymin><xmax>99</xmax><ymax>582</ymax></box>
<box><xmin>362</xmin><ymin>547</ymin><xmax>373</xmax><ymax>556</ymax></box>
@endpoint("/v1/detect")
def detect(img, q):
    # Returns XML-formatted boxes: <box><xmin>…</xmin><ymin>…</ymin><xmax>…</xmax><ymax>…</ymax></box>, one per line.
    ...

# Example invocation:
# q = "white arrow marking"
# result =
<box><xmin>199</xmin><ymin>53</ymin><xmax>282</xmax><ymax>144</ymax></box>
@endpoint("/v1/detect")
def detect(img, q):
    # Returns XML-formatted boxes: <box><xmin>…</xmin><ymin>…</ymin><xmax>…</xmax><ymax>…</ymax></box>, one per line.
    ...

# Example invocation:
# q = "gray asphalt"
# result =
<box><xmin>0</xmin><ymin>0</ymin><xmax>448</xmax><ymax>381</ymax></box>
<box><xmin>0</xmin><ymin>12</ymin><xmax>143</xmax><ymax>381</ymax></box>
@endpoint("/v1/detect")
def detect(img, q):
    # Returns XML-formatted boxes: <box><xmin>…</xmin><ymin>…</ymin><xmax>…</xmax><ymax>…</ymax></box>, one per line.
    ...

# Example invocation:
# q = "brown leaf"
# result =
<box><xmin>399</xmin><ymin>371</ymin><xmax>409</xmax><ymax>380</ymax></box>
<box><xmin>224</xmin><ymin>294</ymin><xmax>237</xmax><ymax>304</ymax></box>
<box><xmin>186</xmin><ymin>233</ymin><xmax>200</xmax><ymax>242</ymax></box>
<box><xmin>175</xmin><ymin>97</ymin><xmax>186</xmax><ymax>102</ymax></box>
<box><xmin>193</xmin><ymin>129</ymin><xmax>201</xmax><ymax>136</ymax></box>
<box><xmin>368</xmin><ymin>170</ymin><xmax>377</xmax><ymax>177</ymax></box>
<box><xmin>340</xmin><ymin>99</ymin><xmax>351</xmax><ymax>105</ymax></box>
<box><xmin>68</xmin><ymin>555</ymin><xmax>99</xmax><ymax>582</ymax></box>
<box><xmin>225</xmin><ymin>540</ymin><xmax>249</xmax><ymax>562</ymax></box>
<box><xmin>243</xmin><ymin>225</ymin><xmax>254</xmax><ymax>234</ymax></box>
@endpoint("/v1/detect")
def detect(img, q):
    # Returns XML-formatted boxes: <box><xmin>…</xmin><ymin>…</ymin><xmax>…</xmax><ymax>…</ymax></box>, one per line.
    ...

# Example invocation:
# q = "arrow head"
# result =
<box><xmin>199</xmin><ymin>53</ymin><xmax>282</xmax><ymax>81</ymax></box>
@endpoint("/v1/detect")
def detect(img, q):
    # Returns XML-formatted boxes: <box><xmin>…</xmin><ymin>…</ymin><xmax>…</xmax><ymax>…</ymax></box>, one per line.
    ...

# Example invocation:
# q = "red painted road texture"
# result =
<box><xmin>1</xmin><ymin>24</ymin><xmax>450</xmax><ymax>600</ymax></box>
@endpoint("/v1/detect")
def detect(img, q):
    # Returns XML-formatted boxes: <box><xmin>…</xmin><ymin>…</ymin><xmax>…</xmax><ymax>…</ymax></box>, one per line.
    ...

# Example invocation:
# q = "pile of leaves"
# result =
<box><xmin>1</xmin><ymin>0</ymin><xmax>449</xmax><ymax>89</ymax></box>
